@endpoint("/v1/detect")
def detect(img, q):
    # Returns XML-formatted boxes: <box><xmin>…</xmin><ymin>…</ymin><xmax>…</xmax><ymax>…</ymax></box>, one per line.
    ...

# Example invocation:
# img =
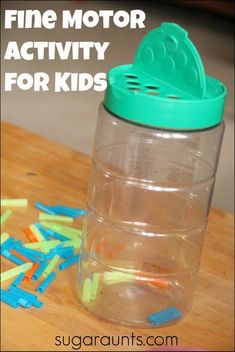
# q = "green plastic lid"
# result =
<box><xmin>104</xmin><ymin>22</ymin><xmax>227</xmax><ymax>130</ymax></box>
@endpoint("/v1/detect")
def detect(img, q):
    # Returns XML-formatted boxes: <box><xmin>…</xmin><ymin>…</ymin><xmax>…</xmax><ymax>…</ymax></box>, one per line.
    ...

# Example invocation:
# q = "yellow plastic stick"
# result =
<box><xmin>0</xmin><ymin>263</ymin><xmax>33</xmax><ymax>283</ymax></box>
<box><xmin>1</xmin><ymin>199</ymin><xmax>28</xmax><ymax>207</ymax></box>
<box><xmin>41</xmin><ymin>222</ymin><xmax>81</xmax><ymax>240</ymax></box>
<box><xmin>103</xmin><ymin>271</ymin><xmax>135</xmax><ymax>285</ymax></box>
<box><xmin>39</xmin><ymin>213</ymin><xmax>74</xmax><ymax>223</ymax></box>
<box><xmin>91</xmin><ymin>273</ymin><xmax>100</xmax><ymax>300</ymax></box>
<box><xmin>1</xmin><ymin>232</ymin><xmax>10</xmax><ymax>245</ymax></box>
<box><xmin>29</xmin><ymin>224</ymin><xmax>44</xmax><ymax>241</ymax></box>
<box><xmin>62</xmin><ymin>239</ymin><xmax>82</xmax><ymax>249</ymax></box>
<box><xmin>42</xmin><ymin>255</ymin><xmax>60</xmax><ymax>278</ymax></box>
<box><xmin>1</xmin><ymin>209</ymin><xmax>12</xmax><ymax>226</ymax></box>
<box><xmin>24</xmin><ymin>240</ymin><xmax>60</xmax><ymax>250</ymax></box>
<box><xmin>81</xmin><ymin>278</ymin><xmax>92</xmax><ymax>304</ymax></box>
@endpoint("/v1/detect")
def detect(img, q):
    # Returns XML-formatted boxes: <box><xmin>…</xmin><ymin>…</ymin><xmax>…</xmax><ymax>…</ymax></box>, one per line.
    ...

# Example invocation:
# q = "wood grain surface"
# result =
<box><xmin>1</xmin><ymin>122</ymin><xmax>234</xmax><ymax>352</ymax></box>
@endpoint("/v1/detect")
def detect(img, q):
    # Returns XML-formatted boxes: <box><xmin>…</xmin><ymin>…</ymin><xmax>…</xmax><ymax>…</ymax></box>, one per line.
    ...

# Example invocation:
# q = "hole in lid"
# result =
<box><xmin>167</xmin><ymin>95</ymin><xmax>181</xmax><ymax>99</ymax></box>
<box><xmin>147</xmin><ymin>91</ymin><xmax>159</xmax><ymax>95</ymax></box>
<box><xmin>127</xmin><ymin>81</ymin><xmax>140</xmax><ymax>86</ymax></box>
<box><xmin>125</xmin><ymin>74</ymin><xmax>138</xmax><ymax>79</ymax></box>
<box><xmin>145</xmin><ymin>85</ymin><xmax>159</xmax><ymax>90</ymax></box>
<box><xmin>128</xmin><ymin>87</ymin><xmax>141</xmax><ymax>92</ymax></box>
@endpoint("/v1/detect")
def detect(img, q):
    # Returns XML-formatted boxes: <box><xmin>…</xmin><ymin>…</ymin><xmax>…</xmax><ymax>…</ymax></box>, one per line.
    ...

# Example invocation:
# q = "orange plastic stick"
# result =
<box><xmin>24</xmin><ymin>227</ymin><xmax>38</xmax><ymax>243</ymax></box>
<box><xmin>96</xmin><ymin>239</ymin><xmax>105</xmax><ymax>253</ymax></box>
<box><xmin>23</xmin><ymin>263</ymin><xmax>40</xmax><ymax>281</ymax></box>
<box><xmin>137</xmin><ymin>278</ymin><xmax>169</xmax><ymax>289</ymax></box>
<box><xmin>108</xmin><ymin>243</ymin><xmax>125</xmax><ymax>259</ymax></box>
<box><xmin>10</xmin><ymin>249</ymin><xmax>31</xmax><ymax>263</ymax></box>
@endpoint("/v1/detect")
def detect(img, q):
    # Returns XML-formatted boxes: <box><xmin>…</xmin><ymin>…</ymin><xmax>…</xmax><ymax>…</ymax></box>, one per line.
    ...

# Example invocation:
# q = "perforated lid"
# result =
<box><xmin>104</xmin><ymin>22</ymin><xmax>227</xmax><ymax>130</ymax></box>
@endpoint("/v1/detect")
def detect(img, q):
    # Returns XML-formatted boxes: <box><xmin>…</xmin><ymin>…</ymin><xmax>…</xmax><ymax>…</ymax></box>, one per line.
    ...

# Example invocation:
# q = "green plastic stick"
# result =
<box><xmin>1</xmin><ymin>232</ymin><xmax>10</xmax><ymax>245</ymax></box>
<box><xmin>41</xmin><ymin>222</ymin><xmax>82</xmax><ymax>239</ymax></box>
<box><xmin>62</xmin><ymin>239</ymin><xmax>82</xmax><ymax>249</ymax></box>
<box><xmin>0</xmin><ymin>209</ymin><xmax>12</xmax><ymax>226</ymax></box>
<box><xmin>42</xmin><ymin>255</ymin><xmax>60</xmax><ymax>278</ymax></box>
<box><xmin>39</xmin><ymin>213</ymin><xmax>74</xmax><ymax>223</ymax></box>
<box><xmin>48</xmin><ymin>222</ymin><xmax>81</xmax><ymax>236</ymax></box>
<box><xmin>24</xmin><ymin>240</ymin><xmax>60</xmax><ymax>250</ymax></box>
<box><xmin>91</xmin><ymin>273</ymin><xmax>100</xmax><ymax>300</ymax></box>
<box><xmin>103</xmin><ymin>271</ymin><xmax>135</xmax><ymax>285</ymax></box>
<box><xmin>81</xmin><ymin>278</ymin><xmax>92</xmax><ymax>304</ymax></box>
<box><xmin>1</xmin><ymin>199</ymin><xmax>28</xmax><ymax>207</ymax></box>
<box><xmin>29</xmin><ymin>224</ymin><xmax>44</xmax><ymax>241</ymax></box>
<box><xmin>0</xmin><ymin>263</ymin><xmax>33</xmax><ymax>283</ymax></box>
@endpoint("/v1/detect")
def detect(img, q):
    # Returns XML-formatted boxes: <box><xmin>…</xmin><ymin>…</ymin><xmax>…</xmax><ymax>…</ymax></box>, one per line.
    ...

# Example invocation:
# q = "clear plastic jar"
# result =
<box><xmin>77</xmin><ymin>105</ymin><xmax>224</xmax><ymax>327</ymax></box>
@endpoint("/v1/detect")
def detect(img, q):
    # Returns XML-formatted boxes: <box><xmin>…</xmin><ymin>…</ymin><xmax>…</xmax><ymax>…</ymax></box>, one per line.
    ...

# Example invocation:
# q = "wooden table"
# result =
<box><xmin>1</xmin><ymin>122</ymin><xmax>234</xmax><ymax>352</ymax></box>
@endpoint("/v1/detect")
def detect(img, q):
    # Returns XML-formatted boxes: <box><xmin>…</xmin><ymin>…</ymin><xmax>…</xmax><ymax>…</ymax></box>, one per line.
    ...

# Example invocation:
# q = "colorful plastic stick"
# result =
<box><xmin>32</xmin><ymin>261</ymin><xmax>48</xmax><ymax>280</ymax></box>
<box><xmin>10</xmin><ymin>273</ymin><xmax>25</xmax><ymax>287</ymax></box>
<box><xmin>41</xmin><ymin>222</ymin><xmax>81</xmax><ymax>239</ymax></box>
<box><xmin>81</xmin><ymin>278</ymin><xmax>92</xmax><ymax>304</ymax></box>
<box><xmin>62</xmin><ymin>239</ymin><xmax>81</xmax><ymax>249</ymax></box>
<box><xmin>57</xmin><ymin>205</ymin><xmax>86</xmax><ymax>216</ymax></box>
<box><xmin>0</xmin><ymin>289</ymin><xmax>19</xmax><ymax>308</ymax></box>
<box><xmin>147</xmin><ymin>307</ymin><xmax>182</xmax><ymax>326</ymax></box>
<box><xmin>1</xmin><ymin>249</ymin><xmax>25</xmax><ymax>265</ymax></box>
<box><xmin>24</xmin><ymin>263</ymin><xmax>40</xmax><ymax>281</ymax></box>
<box><xmin>35</xmin><ymin>202</ymin><xmax>56</xmax><ymax>215</ymax></box>
<box><xmin>15</xmin><ymin>246</ymin><xmax>46</xmax><ymax>261</ymax></box>
<box><xmin>1</xmin><ymin>199</ymin><xmax>28</xmax><ymax>207</ymax></box>
<box><xmin>9</xmin><ymin>285</ymin><xmax>38</xmax><ymax>300</ymax></box>
<box><xmin>103</xmin><ymin>271</ymin><xmax>135</xmax><ymax>285</ymax></box>
<box><xmin>39</xmin><ymin>213</ymin><xmax>74</xmax><ymax>223</ymax></box>
<box><xmin>58</xmin><ymin>247</ymin><xmax>74</xmax><ymax>259</ymax></box>
<box><xmin>1</xmin><ymin>209</ymin><xmax>12</xmax><ymax>226</ymax></box>
<box><xmin>36</xmin><ymin>272</ymin><xmax>56</xmax><ymax>293</ymax></box>
<box><xmin>42</xmin><ymin>227</ymin><xmax>70</xmax><ymax>241</ymax></box>
<box><xmin>1</xmin><ymin>232</ymin><xmax>10</xmax><ymax>245</ymax></box>
<box><xmin>35</xmin><ymin>223</ymin><xmax>50</xmax><ymax>240</ymax></box>
<box><xmin>91</xmin><ymin>273</ymin><xmax>100</xmax><ymax>300</ymax></box>
<box><xmin>42</xmin><ymin>255</ymin><xmax>60</xmax><ymax>278</ymax></box>
<box><xmin>9</xmin><ymin>286</ymin><xmax>43</xmax><ymax>308</ymax></box>
<box><xmin>24</xmin><ymin>240</ymin><xmax>60</xmax><ymax>250</ymax></box>
<box><xmin>108</xmin><ymin>243</ymin><xmax>125</xmax><ymax>259</ymax></box>
<box><xmin>10</xmin><ymin>249</ymin><xmax>32</xmax><ymax>263</ymax></box>
<box><xmin>29</xmin><ymin>224</ymin><xmax>45</xmax><ymax>242</ymax></box>
<box><xmin>58</xmin><ymin>254</ymin><xmax>80</xmax><ymax>271</ymax></box>
<box><xmin>24</xmin><ymin>227</ymin><xmax>38</xmax><ymax>242</ymax></box>
<box><xmin>1</xmin><ymin>237</ymin><xmax>15</xmax><ymax>252</ymax></box>
<box><xmin>0</xmin><ymin>263</ymin><xmax>33</xmax><ymax>283</ymax></box>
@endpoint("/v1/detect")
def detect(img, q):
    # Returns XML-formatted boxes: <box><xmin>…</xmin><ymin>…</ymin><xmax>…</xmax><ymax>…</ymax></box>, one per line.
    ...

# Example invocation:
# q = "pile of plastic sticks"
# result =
<box><xmin>0</xmin><ymin>199</ymin><xmax>86</xmax><ymax>309</ymax></box>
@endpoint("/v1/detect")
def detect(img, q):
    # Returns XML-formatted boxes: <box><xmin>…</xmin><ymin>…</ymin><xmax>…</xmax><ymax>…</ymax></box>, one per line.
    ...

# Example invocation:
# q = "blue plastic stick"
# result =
<box><xmin>55</xmin><ymin>205</ymin><xmax>87</xmax><ymax>217</ymax></box>
<box><xmin>35</xmin><ymin>202</ymin><xmax>56</xmax><ymax>215</ymax></box>
<box><xmin>32</xmin><ymin>261</ymin><xmax>48</xmax><ymax>280</ymax></box>
<box><xmin>44</xmin><ymin>228</ymin><xmax>70</xmax><ymax>241</ymax></box>
<box><xmin>56</xmin><ymin>246</ymin><xmax>74</xmax><ymax>258</ymax></box>
<box><xmin>12</xmin><ymin>246</ymin><xmax>41</xmax><ymax>263</ymax></box>
<box><xmin>1</xmin><ymin>249</ymin><xmax>25</xmax><ymax>265</ymax></box>
<box><xmin>46</xmin><ymin>244</ymin><xmax>63</xmax><ymax>260</ymax></box>
<box><xmin>18</xmin><ymin>297</ymin><xmax>32</xmax><ymax>308</ymax></box>
<box><xmin>36</xmin><ymin>272</ymin><xmax>56</xmax><ymax>293</ymax></box>
<box><xmin>58</xmin><ymin>254</ymin><xmax>80</xmax><ymax>271</ymax></box>
<box><xmin>0</xmin><ymin>237</ymin><xmax>15</xmax><ymax>252</ymax></box>
<box><xmin>35</xmin><ymin>223</ymin><xmax>50</xmax><ymax>240</ymax></box>
<box><xmin>58</xmin><ymin>205</ymin><xmax>87</xmax><ymax>215</ymax></box>
<box><xmin>0</xmin><ymin>289</ymin><xmax>19</xmax><ymax>308</ymax></box>
<box><xmin>9</xmin><ymin>286</ymin><xmax>38</xmax><ymax>300</ymax></box>
<box><xmin>10</xmin><ymin>272</ymin><xmax>25</xmax><ymax>287</ymax></box>
<box><xmin>147</xmin><ymin>307</ymin><xmax>182</xmax><ymax>326</ymax></box>
<box><xmin>15</xmin><ymin>246</ymin><xmax>46</xmax><ymax>261</ymax></box>
<box><xmin>8</xmin><ymin>286</ymin><xmax>43</xmax><ymax>308</ymax></box>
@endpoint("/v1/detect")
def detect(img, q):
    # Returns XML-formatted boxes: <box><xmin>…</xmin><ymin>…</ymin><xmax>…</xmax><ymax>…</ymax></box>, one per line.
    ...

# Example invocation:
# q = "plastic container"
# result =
<box><xmin>77</xmin><ymin>23</ymin><xmax>226</xmax><ymax>327</ymax></box>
